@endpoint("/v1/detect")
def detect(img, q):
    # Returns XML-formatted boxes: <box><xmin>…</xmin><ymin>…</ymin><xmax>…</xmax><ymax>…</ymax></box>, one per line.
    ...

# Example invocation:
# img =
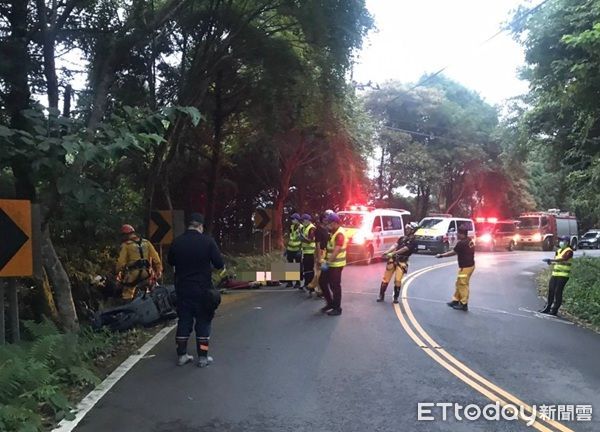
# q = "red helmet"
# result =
<box><xmin>120</xmin><ymin>224</ymin><xmax>135</xmax><ymax>234</ymax></box>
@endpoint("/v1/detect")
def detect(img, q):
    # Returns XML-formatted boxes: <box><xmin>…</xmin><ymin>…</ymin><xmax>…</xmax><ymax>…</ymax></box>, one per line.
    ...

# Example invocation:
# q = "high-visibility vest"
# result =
<box><xmin>287</xmin><ymin>224</ymin><xmax>301</xmax><ymax>252</ymax></box>
<box><xmin>326</xmin><ymin>227</ymin><xmax>348</xmax><ymax>268</ymax></box>
<box><xmin>301</xmin><ymin>223</ymin><xmax>316</xmax><ymax>255</ymax></box>
<box><xmin>552</xmin><ymin>246</ymin><xmax>573</xmax><ymax>277</ymax></box>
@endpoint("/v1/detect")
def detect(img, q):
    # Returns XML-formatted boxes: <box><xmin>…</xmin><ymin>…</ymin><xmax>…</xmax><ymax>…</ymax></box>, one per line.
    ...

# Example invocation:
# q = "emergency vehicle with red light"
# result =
<box><xmin>474</xmin><ymin>217</ymin><xmax>519</xmax><ymax>251</ymax></box>
<box><xmin>337</xmin><ymin>206</ymin><xmax>411</xmax><ymax>265</ymax></box>
<box><xmin>517</xmin><ymin>209</ymin><xmax>579</xmax><ymax>251</ymax></box>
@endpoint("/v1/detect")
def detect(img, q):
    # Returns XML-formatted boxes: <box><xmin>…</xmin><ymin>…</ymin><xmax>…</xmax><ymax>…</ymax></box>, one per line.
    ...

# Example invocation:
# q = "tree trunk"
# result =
<box><xmin>204</xmin><ymin>70</ymin><xmax>224</xmax><ymax>233</ymax></box>
<box><xmin>40</xmin><ymin>225</ymin><xmax>79</xmax><ymax>331</ymax></box>
<box><xmin>41</xmin><ymin>34</ymin><xmax>59</xmax><ymax>109</ymax></box>
<box><xmin>63</xmin><ymin>85</ymin><xmax>72</xmax><ymax>117</ymax></box>
<box><xmin>272</xmin><ymin>194</ymin><xmax>286</xmax><ymax>250</ymax></box>
<box><xmin>378</xmin><ymin>144</ymin><xmax>386</xmax><ymax>200</ymax></box>
<box><xmin>421</xmin><ymin>186</ymin><xmax>431</xmax><ymax>219</ymax></box>
<box><xmin>40</xmin><ymin>268</ymin><xmax>60</xmax><ymax>322</ymax></box>
<box><xmin>273</xmin><ymin>168</ymin><xmax>292</xmax><ymax>250</ymax></box>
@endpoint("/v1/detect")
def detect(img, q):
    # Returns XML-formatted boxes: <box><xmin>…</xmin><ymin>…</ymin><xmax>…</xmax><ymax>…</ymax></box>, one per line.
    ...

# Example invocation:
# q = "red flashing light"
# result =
<box><xmin>475</xmin><ymin>217</ymin><xmax>485</xmax><ymax>223</ymax></box>
<box><xmin>487</xmin><ymin>217</ymin><xmax>498</xmax><ymax>224</ymax></box>
<box><xmin>346</xmin><ymin>205</ymin><xmax>374</xmax><ymax>212</ymax></box>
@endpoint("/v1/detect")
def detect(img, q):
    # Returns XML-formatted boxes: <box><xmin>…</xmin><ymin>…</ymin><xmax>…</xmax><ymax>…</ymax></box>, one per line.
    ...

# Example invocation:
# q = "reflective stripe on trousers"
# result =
<box><xmin>452</xmin><ymin>266</ymin><xmax>475</xmax><ymax>305</ymax></box>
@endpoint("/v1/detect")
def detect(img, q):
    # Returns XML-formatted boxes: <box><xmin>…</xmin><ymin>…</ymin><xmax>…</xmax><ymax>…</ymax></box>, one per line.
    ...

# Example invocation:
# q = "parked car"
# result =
<box><xmin>579</xmin><ymin>230</ymin><xmax>600</xmax><ymax>249</ymax></box>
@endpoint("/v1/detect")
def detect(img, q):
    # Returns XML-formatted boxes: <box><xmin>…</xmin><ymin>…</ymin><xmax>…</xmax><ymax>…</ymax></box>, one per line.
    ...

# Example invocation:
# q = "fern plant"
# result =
<box><xmin>0</xmin><ymin>319</ymin><xmax>117</xmax><ymax>431</ymax></box>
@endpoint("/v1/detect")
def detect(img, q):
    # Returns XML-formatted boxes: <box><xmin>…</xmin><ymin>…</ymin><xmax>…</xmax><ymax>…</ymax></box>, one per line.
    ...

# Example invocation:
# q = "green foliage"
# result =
<box><xmin>538</xmin><ymin>257</ymin><xmax>600</xmax><ymax>329</ymax></box>
<box><xmin>0</xmin><ymin>321</ymin><xmax>116</xmax><ymax>431</ymax></box>
<box><xmin>363</xmin><ymin>77</ymin><xmax>508</xmax><ymax>218</ymax></box>
<box><xmin>511</xmin><ymin>0</ymin><xmax>600</xmax><ymax>229</ymax></box>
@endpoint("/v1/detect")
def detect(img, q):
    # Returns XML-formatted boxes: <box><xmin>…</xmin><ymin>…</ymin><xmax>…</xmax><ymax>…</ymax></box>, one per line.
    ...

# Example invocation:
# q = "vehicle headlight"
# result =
<box><xmin>533</xmin><ymin>233</ymin><xmax>542</xmax><ymax>242</ymax></box>
<box><xmin>480</xmin><ymin>233</ymin><xmax>492</xmax><ymax>243</ymax></box>
<box><xmin>352</xmin><ymin>234</ymin><xmax>366</xmax><ymax>245</ymax></box>
<box><xmin>513</xmin><ymin>234</ymin><xmax>521</xmax><ymax>242</ymax></box>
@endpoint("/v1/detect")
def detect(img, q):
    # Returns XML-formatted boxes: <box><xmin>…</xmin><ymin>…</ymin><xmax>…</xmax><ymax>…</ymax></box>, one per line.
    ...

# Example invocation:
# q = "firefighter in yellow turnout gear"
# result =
<box><xmin>116</xmin><ymin>224</ymin><xmax>162</xmax><ymax>300</ymax></box>
<box><xmin>436</xmin><ymin>226</ymin><xmax>475</xmax><ymax>311</ymax></box>
<box><xmin>377</xmin><ymin>222</ymin><xmax>420</xmax><ymax>304</ymax></box>
<box><xmin>540</xmin><ymin>236</ymin><xmax>574</xmax><ymax>315</ymax></box>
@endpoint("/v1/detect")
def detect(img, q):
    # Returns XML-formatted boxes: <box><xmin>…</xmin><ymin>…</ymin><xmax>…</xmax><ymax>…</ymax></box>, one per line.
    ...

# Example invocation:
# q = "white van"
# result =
<box><xmin>414</xmin><ymin>214</ymin><xmax>476</xmax><ymax>254</ymax></box>
<box><xmin>337</xmin><ymin>206</ymin><xmax>411</xmax><ymax>265</ymax></box>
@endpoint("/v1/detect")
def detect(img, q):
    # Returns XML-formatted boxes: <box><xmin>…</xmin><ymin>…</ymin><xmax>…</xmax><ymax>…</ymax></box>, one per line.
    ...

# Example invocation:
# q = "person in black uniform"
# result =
<box><xmin>377</xmin><ymin>222</ymin><xmax>420</xmax><ymax>303</ymax></box>
<box><xmin>168</xmin><ymin>213</ymin><xmax>225</xmax><ymax>367</ymax></box>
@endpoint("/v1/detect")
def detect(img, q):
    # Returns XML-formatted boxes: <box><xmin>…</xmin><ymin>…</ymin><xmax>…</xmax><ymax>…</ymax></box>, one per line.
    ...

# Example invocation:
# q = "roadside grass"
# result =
<box><xmin>537</xmin><ymin>256</ymin><xmax>600</xmax><ymax>332</ymax></box>
<box><xmin>223</xmin><ymin>251</ymin><xmax>285</xmax><ymax>274</ymax></box>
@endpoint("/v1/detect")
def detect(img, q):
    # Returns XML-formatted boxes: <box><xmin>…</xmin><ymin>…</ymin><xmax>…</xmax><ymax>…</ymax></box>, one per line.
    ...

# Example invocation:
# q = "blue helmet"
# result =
<box><xmin>301</xmin><ymin>213</ymin><xmax>312</xmax><ymax>221</ymax></box>
<box><xmin>326</xmin><ymin>213</ymin><xmax>341</xmax><ymax>224</ymax></box>
<box><xmin>560</xmin><ymin>235</ymin><xmax>570</xmax><ymax>242</ymax></box>
<box><xmin>291</xmin><ymin>213</ymin><xmax>301</xmax><ymax>221</ymax></box>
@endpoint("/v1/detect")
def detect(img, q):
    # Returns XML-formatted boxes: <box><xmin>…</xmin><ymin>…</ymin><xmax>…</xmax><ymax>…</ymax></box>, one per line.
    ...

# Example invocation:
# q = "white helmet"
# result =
<box><xmin>406</xmin><ymin>222</ymin><xmax>419</xmax><ymax>232</ymax></box>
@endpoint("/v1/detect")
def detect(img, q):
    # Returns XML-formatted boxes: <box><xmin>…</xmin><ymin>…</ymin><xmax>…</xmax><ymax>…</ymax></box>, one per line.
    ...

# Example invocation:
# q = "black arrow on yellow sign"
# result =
<box><xmin>150</xmin><ymin>211</ymin><xmax>171</xmax><ymax>244</ymax></box>
<box><xmin>254</xmin><ymin>208</ymin><xmax>271</xmax><ymax>230</ymax></box>
<box><xmin>0</xmin><ymin>208</ymin><xmax>29</xmax><ymax>271</ymax></box>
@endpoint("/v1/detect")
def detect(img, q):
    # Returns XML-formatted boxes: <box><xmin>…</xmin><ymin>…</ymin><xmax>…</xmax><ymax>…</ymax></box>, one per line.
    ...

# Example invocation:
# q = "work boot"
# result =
<box><xmin>320</xmin><ymin>305</ymin><xmax>333</xmax><ymax>313</ymax></box>
<box><xmin>327</xmin><ymin>308</ymin><xmax>342</xmax><ymax>316</ymax></box>
<box><xmin>177</xmin><ymin>354</ymin><xmax>194</xmax><ymax>366</ymax></box>
<box><xmin>197</xmin><ymin>356</ymin><xmax>214</xmax><ymax>368</ymax></box>
<box><xmin>376</xmin><ymin>295</ymin><xmax>385</xmax><ymax>302</ymax></box>
<box><xmin>307</xmin><ymin>288</ymin><xmax>315</xmax><ymax>298</ymax></box>
<box><xmin>451</xmin><ymin>303</ymin><xmax>468</xmax><ymax>311</ymax></box>
<box><xmin>548</xmin><ymin>309</ymin><xmax>558</xmax><ymax>316</ymax></box>
<box><xmin>538</xmin><ymin>306</ymin><xmax>551</xmax><ymax>314</ymax></box>
<box><xmin>377</xmin><ymin>283</ymin><xmax>386</xmax><ymax>302</ymax></box>
<box><xmin>447</xmin><ymin>300</ymin><xmax>459</xmax><ymax>308</ymax></box>
<box><xmin>393</xmin><ymin>287</ymin><xmax>400</xmax><ymax>304</ymax></box>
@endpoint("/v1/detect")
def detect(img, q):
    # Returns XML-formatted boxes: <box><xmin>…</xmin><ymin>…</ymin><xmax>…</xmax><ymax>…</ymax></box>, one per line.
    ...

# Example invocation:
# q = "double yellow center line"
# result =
<box><xmin>396</xmin><ymin>263</ymin><xmax>574</xmax><ymax>432</ymax></box>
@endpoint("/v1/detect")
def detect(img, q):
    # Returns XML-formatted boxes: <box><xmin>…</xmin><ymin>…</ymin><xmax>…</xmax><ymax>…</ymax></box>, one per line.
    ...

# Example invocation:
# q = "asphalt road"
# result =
<box><xmin>73</xmin><ymin>249</ymin><xmax>600</xmax><ymax>432</ymax></box>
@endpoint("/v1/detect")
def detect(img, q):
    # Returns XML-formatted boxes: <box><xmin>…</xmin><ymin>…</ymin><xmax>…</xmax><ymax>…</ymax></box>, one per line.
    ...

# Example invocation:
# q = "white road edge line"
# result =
<box><xmin>52</xmin><ymin>323</ymin><xmax>177</xmax><ymax>432</ymax></box>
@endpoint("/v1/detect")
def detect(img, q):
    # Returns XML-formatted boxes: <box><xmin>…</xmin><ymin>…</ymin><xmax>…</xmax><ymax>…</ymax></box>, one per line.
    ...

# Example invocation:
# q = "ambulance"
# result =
<box><xmin>337</xmin><ymin>206</ymin><xmax>411</xmax><ymax>265</ymax></box>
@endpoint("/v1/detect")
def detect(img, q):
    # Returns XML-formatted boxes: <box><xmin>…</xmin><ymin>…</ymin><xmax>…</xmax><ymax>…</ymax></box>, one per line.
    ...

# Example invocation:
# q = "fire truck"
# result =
<box><xmin>516</xmin><ymin>209</ymin><xmax>579</xmax><ymax>251</ymax></box>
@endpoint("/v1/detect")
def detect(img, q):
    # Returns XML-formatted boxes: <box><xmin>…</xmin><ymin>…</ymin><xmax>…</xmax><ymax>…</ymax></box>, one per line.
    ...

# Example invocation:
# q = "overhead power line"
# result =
<box><xmin>380</xmin><ymin>124</ymin><xmax>492</xmax><ymax>149</ymax></box>
<box><xmin>384</xmin><ymin>0</ymin><xmax>551</xmax><ymax>106</ymax></box>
